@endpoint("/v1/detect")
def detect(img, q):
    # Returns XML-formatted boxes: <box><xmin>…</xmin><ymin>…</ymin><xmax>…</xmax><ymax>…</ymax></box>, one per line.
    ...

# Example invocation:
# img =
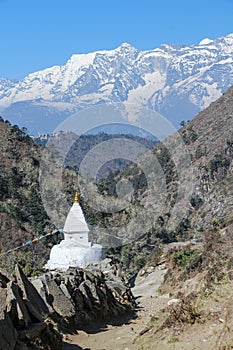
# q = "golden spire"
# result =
<box><xmin>74</xmin><ymin>192</ymin><xmax>79</xmax><ymax>204</ymax></box>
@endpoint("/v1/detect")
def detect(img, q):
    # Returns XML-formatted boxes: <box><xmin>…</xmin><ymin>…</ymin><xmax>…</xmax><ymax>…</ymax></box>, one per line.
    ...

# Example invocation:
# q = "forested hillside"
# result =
<box><xmin>0</xmin><ymin>119</ymin><xmax>65</xmax><ymax>273</ymax></box>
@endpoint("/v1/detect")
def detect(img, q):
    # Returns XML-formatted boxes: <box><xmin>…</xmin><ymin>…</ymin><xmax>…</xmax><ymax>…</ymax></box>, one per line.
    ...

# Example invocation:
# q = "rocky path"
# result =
<box><xmin>63</xmin><ymin>266</ymin><xmax>168</xmax><ymax>350</ymax></box>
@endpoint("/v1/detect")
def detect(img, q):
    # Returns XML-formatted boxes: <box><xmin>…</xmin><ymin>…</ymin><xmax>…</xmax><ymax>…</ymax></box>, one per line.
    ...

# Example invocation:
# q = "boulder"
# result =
<box><xmin>14</xmin><ymin>264</ymin><xmax>49</xmax><ymax>322</ymax></box>
<box><xmin>59</xmin><ymin>281</ymin><xmax>72</xmax><ymax>299</ymax></box>
<box><xmin>82</xmin><ymin>279</ymin><xmax>101</xmax><ymax>306</ymax></box>
<box><xmin>167</xmin><ymin>298</ymin><xmax>181</xmax><ymax>306</ymax></box>
<box><xmin>79</xmin><ymin>281</ymin><xmax>94</xmax><ymax>310</ymax></box>
<box><xmin>106</xmin><ymin>280</ymin><xmax>127</xmax><ymax>295</ymax></box>
<box><xmin>30</xmin><ymin>277</ymin><xmax>54</xmax><ymax>314</ymax></box>
<box><xmin>18</xmin><ymin>321</ymin><xmax>62</xmax><ymax>350</ymax></box>
<box><xmin>6</xmin><ymin>281</ymin><xmax>31</xmax><ymax>329</ymax></box>
<box><xmin>44</xmin><ymin>276</ymin><xmax>76</xmax><ymax>318</ymax></box>
<box><xmin>72</xmin><ymin>288</ymin><xmax>84</xmax><ymax>310</ymax></box>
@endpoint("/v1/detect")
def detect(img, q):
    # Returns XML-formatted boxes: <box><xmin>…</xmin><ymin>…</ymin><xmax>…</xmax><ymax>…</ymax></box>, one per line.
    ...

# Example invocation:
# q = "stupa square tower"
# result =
<box><xmin>64</xmin><ymin>192</ymin><xmax>91</xmax><ymax>245</ymax></box>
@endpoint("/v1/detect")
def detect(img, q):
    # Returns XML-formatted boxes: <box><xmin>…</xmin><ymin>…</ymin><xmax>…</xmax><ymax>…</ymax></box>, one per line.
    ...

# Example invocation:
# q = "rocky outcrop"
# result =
<box><xmin>0</xmin><ymin>260</ymin><xmax>135</xmax><ymax>350</ymax></box>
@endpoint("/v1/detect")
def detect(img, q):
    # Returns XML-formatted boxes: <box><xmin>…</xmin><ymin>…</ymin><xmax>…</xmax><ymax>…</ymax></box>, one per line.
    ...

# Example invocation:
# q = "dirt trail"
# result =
<box><xmin>63</xmin><ymin>266</ymin><xmax>168</xmax><ymax>350</ymax></box>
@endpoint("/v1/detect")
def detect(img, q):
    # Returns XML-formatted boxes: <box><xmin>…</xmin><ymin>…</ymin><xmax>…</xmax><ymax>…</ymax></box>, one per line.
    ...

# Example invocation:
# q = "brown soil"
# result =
<box><xmin>63</xmin><ymin>264</ymin><xmax>233</xmax><ymax>350</ymax></box>
<box><xmin>62</xmin><ymin>267</ymin><xmax>169</xmax><ymax>350</ymax></box>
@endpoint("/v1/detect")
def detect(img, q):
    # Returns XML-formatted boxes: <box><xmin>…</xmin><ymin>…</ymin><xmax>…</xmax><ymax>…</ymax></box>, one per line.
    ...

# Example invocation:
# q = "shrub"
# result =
<box><xmin>136</xmin><ymin>257</ymin><xmax>146</xmax><ymax>269</ymax></box>
<box><xmin>172</xmin><ymin>248</ymin><xmax>198</xmax><ymax>267</ymax></box>
<box><xmin>190</xmin><ymin>194</ymin><xmax>204</xmax><ymax>209</ymax></box>
<box><xmin>168</xmin><ymin>297</ymin><xmax>201</xmax><ymax>325</ymax></box>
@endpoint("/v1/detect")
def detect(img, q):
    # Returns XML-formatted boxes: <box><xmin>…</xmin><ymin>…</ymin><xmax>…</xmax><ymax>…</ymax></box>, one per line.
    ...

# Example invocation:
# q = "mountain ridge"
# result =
<box><xmin>1</xmin><ymin>33</ymin><xmax>233</xmax><ymax>134</ymax></box>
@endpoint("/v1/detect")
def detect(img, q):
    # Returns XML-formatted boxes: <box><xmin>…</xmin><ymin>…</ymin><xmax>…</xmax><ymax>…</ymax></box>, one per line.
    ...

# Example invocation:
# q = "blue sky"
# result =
<box><xmin>1</xmin><ymin>0</ymin><xmax>233</xmax><ymax>79</ymax></box>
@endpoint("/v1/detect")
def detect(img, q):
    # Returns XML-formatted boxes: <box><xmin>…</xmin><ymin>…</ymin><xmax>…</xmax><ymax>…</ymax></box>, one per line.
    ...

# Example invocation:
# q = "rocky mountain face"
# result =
<box><xmin>1</xmin><ymin>34</ymin><xmax>233</xmax><ymax>134</ymax></box>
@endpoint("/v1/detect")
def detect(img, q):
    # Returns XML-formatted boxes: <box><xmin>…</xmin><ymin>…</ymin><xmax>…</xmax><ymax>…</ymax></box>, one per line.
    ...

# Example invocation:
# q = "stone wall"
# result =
<box><xmin>0</xmin><ymin>260</ymin><xmax>135</xmax><ymax>350</ymax></box>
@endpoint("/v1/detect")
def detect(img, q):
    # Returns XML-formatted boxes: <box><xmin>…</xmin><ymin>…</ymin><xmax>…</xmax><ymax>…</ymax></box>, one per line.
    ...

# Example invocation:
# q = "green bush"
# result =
<box><xmin>172</xmin><ymin>248</ymin><xmax>198</xmax><ymax>267</ymax></box>
<box><xmin>182</xmin><ymin>126</ymin><xmax>198</xmax><ymax>145</ymax></box>
<box><xmin>135</xmin><ymin>257</ymin><xmax>146</xmax><ymax>269</ymax></box>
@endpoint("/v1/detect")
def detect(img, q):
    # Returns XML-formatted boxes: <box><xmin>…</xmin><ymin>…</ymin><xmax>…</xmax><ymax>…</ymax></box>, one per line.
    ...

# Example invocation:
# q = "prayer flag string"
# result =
<box><xmin>0</xmin><ymin>228</ymin><xmax>63</xmax><ymax>257</ymax></box>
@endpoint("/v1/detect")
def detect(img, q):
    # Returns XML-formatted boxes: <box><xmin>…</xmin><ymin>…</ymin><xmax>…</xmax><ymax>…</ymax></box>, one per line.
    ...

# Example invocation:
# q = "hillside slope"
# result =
<box><xmin>93</xmin><ymin>86</ymin><xmax>233</xmax><ymax>279</ymax></box>
<box><xmin>0</xmin><ymin>120</ymin><xmax>65</xmax><ymax>272</ymax></box>
<box><xmin>103</xmin><ymin>85</ymin><xmax>233</xmax><ymax>236</ymax></box>
<box><xmin>171</xmin><ymin>85</ymin><xmax>233</xmax><ymax>232</ymax></box>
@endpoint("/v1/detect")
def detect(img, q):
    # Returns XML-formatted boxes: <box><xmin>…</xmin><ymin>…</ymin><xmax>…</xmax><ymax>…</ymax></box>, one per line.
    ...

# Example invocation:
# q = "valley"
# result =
<box><xmin>0</xmin><ymin>38</ymin><xmax>233</xmax><ymax>350</ymax></box>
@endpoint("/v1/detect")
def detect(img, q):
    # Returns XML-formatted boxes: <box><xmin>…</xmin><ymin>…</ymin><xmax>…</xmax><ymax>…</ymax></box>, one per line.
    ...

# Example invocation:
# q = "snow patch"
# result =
<box><xmin>199</xmin><ymin>38</ymin><xmax>213</xmax><ymax>45</ymax></box>
<box><xmin>201</xmin><ymin>83</ymin><xmax>222</xmax><ymax>109</ymax></box>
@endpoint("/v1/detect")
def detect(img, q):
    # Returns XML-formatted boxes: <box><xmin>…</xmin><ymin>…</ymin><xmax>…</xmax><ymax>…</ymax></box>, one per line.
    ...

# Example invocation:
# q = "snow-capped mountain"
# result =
<box><xmin>1</xmin><ymin>34</ymin><xmax>233</xmax><ymax>134</ymax></box>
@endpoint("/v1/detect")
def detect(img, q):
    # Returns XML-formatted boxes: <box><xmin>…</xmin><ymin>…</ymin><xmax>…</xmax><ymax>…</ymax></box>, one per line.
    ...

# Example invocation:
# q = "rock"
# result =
<box><xmin>106</xmin><ymin>280</ymin><xmax>127</xmax><ymax>296</ymax></box>
<box><xmin>139</xmin><ymin>269</ymin><xmax>146</xmax><ymax>277</ymax></box>
<box><xmin>0</xmin><ymin>286</ymin><xmax>18</xmax><ymax>350</ymax></box>
<box><xmin>83</xmin><ymin>280</ymin><xmax>101</xmax><ymax>306</ymax></box>
<box><xmin>139</xmin><ymin>327</ymin><xmax>150</xmax><ymax>336</ymax></box>
<box><xmin>98</xmin><ymin>258</ymin><xmax>112</xmax><ymax>270</ymax></box>
<box><xmin>14</xmin><ymin>264</ymin><xmax>49</xmax><ymax>322</ymax></box>
<box><xmin>79</xmin><ymin>281</ymin><xmax>93</xmax><ymax>310</ymax></box>
<box><xmin>44</xmin><ymin>276</ymin><xmax>76</xmax><ymax>318</ymax></box>
<box><xmin>60</xmin><ymin>281</ymin><xmax>72</xmax><ymax>299</ymax></box>
<box><xmin>160</xmin><ymin>292</ymin><xmax>171</xmax><ymax>299</ymax></box>
<box><xmin>0</xmin><ymin>313</ymin><xmax>18</xmax><ymax>350</ymax></box>
<box><xmin>31</xmin><ymin>277</ymin><xmax>54</xmax><ymax>314</ymax></box>
<box><xmin>180</xmin><ymin>271</ymin><xmax>207</xmax><ymax>296</ymax></box>
<box><xmin>210</xmin><ymin>306</ymin><xmax>222</xmax><ymax>313</ymax></box>
<box><xmin>6</xmin><ymin>281</ymin><xmax>31</xmax><ymax>329</ymax></box>
<box><xmin>18</xmin><ymin>320</ymin><xmax>63</xmax><ymax>350</ymax></box>
<box><xmin>72</xmin><ymin>288</ymin><xmax>84</xmax><ymax>310</ymax></box>
<box><xmin>146</xmin><ymin>266</ymin><xmax>155</xmax><ymax>274</ymax></box>
<box><xmin>0</xmin><ymin>264</ymin><xmax>135</xmax><ymax>348</ymax></box>
<box><xmin>167</xmin><ymin>298</ymin><xmax>181</xmax><ymax>306</ymax></box>
<box><xmin>102</xmin><ymin>269</ymin><xmax>119</xmax><ymax>282</ymax></box>
<box><xmin>74</xmin><ymin>272</ymin><xmax>84</xmax><ymax>287</ymax></box>
<box><xmin>83</xmin><ymin>270</ymin><xmax>97</xmax><ymax>283</ymax></box>
<box><xmin>18</xmin><ymin>321</ymin><xmax>47</xmax><ymax>341</ymax></box>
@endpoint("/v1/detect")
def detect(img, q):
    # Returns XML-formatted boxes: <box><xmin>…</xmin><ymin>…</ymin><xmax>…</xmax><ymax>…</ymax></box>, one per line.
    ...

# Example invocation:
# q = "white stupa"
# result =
<box><xmin>45</xmin><ymin>193</ymin><xmax>103</xmax><ymax>271</ymax></box>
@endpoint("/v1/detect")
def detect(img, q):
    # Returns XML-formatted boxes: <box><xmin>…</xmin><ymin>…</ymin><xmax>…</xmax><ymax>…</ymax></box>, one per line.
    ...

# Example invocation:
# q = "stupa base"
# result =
<box><xmin>44</xmin><ymin>239</ymin><xmax>104</xmax><ymax>271</ymax></box>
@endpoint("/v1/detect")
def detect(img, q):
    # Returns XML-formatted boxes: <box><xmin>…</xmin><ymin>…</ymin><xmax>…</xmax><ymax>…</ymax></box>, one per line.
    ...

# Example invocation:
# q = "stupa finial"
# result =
<box><xmin>74</xmin><ymin>192</ymin><xmax>79</xmax><ymax>204</ymax></box>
